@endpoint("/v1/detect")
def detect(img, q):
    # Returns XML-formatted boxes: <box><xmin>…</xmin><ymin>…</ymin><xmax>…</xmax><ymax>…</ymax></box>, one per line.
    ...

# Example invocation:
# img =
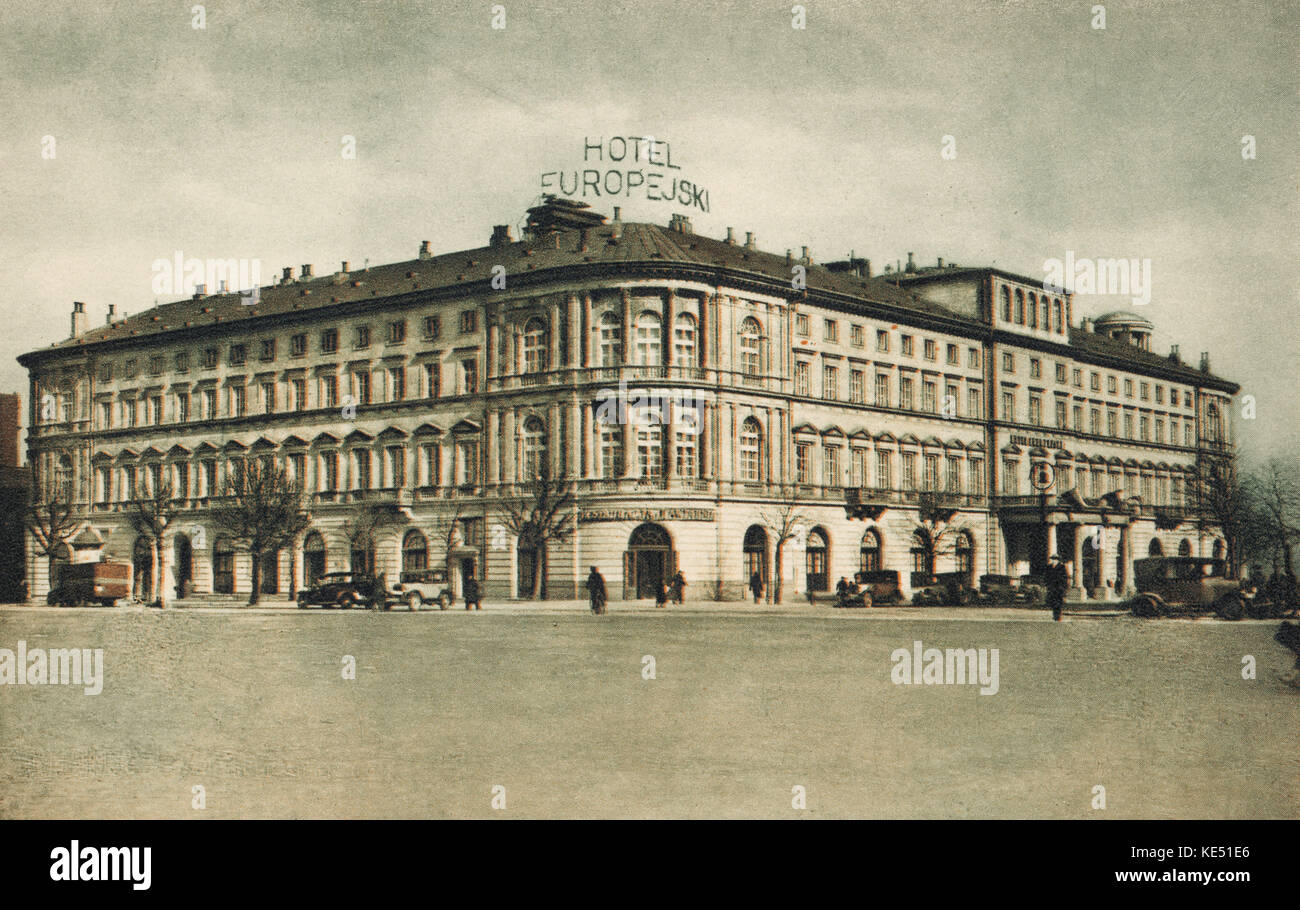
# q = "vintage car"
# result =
<box><xmin>850</xmin><ymin>570</ymin><xmax>903</xmax><ymax>605</ymax></box>
<box><xmin>911</xmin><ymin>572</ymin><xmax>976</xmax><ymax>606</ymax></box>
<box><xmin>1126</xmin><ymin>557</ymin><xmax>1249</xmax><ymax>619</ymax></box>
<box><xmin>1018</xmin><ymin>574</ymin><xmax>1047</xmax><ymax>605</ymax></box>
<box><xmin>387</xmin><ymin>568</ymin><xmax>454</xmax><ymax>611</ymax></box>
<box><xmin>297</xmin><ymin>572</ymin><xmax>379</xmax><ymax>609</ymax></box>
<box><xmin>977</xmin><ymin>574</ymin><xmax>1028</xmax><ymax>605</ymax></box>
<box><xmin>46</xmin><ymin>561</ymin><xmax>131</xmax><ymax>607</ymax></box>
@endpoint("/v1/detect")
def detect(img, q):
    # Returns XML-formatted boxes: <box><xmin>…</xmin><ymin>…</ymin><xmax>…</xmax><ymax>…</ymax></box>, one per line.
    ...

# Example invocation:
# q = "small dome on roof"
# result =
<box><xmin>1093</xmin><ymin>311</ymin><xmax>1153</xmax><ymax>330</ymax></box>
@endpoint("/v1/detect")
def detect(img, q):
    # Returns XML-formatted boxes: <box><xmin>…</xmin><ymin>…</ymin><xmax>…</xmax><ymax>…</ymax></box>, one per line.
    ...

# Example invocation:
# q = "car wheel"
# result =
<box><xmin>407</xmin><ymin>592</ymin><xmax>422</xmax><ymax>612</ymax></box>
<box><xmin>338</xmin><ymin>594</ymin><xmax>354</xmax><ymax>610</ymax></box>
<box><xmin>438</xmin><ymin>592</ymin><xmax>451</xmax><ymax>610</ymax></box>
<box><xmin>1215</xmin><ymin>595</ymin><xmax>1245</xmax><ymax>621</ymax></box>
<box><xmin>1131</xmin><ymin>594</ymin><xmax>1162</xmax><ymax>618</ymax></box>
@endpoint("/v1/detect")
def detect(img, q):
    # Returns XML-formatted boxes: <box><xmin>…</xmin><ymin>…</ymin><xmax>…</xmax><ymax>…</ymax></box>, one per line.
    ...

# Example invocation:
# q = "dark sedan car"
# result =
<box><xmin>297</xmin><ymin>572</ymin><xmax>379</xmax><ymax>609</ymax></box>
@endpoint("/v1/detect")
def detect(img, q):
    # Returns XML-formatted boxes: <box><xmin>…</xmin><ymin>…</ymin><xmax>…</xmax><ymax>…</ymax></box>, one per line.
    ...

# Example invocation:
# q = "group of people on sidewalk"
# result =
<box><xmin>585</xmin><ymin>567</ymin><xmax>687</xmax><ymax>613</ymax></box>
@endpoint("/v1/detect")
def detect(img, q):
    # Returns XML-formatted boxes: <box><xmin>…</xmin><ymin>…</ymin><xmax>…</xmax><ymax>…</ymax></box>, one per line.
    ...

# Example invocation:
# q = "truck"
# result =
<box><xmin>46</xmin><ymin>561</ymin><xmax>132</xmax><ymax>607</ymax></box>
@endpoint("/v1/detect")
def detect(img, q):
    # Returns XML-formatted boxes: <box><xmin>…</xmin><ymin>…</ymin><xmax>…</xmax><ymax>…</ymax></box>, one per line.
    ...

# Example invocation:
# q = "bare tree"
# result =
<box><xmin>1191</xmin><ymin>450</ymin><xmax>1250</xmax><ymax>577</ymax></box>
<box><xmin>498</xmin><ymin>474</ymin><xmax>575</xmax><ymax>599</ymax></box>
<box><xmin>341</xmin><ymin>502</ymin><xmax>402</xmax><ymax>574</ymax></box>
<box><xmin>211</xmin><ymin>458</ymin><xmax>310</xmax><ymax>605</ymax></box>
<box><xmin>128</xmin><ymin>479</ymin><xmax>180</xmax><ymax>607</ymax></box>
<box><xmin>1251</xmin><ymin>458</ymin><xmax>1300</xmax><ymax>577</ymax></box>
<box><xmin>915</xmin><ymin>489</ymin><xmax>969</xmax><ymax>569</ymax></box>
<box><xmin>24</xmin><ymin>475</ymin><xmax>80</xmax><ymax>601</ymax></box>
<box><xmin>758</xmin><ymin>501</ymin><xmax>809</xmax><ymax>605</ymax></box>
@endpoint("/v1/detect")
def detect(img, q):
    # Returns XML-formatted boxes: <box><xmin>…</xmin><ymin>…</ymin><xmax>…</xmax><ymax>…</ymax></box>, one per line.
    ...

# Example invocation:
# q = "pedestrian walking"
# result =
<box><xmin>655</xmin><ymin>580</ymin><xmax>669</xmax><ymax>608</ymax></box>
<box><xmin>463</xmin><ymin>573</ymin><xmax>481</xmax><ymax>611</ymax></box>
<box><xmin>586</xmin><ymin>566</ymin><xmax>607</xmax><ymax>615</ymax></box>
<box><xmin>670</xmin><ymin>570</ymin><xmax>686</xmax><ymax>605</ymax></box>
<box><xmin>371</xmin><ymin>570</ymin><xmax>389</xmax><ymax>611</ymax></box>
<box><xmin>1045</xmin><ymin>554</ymin><xmax>1069</xmax><ymax>621</ymax></box>
<box><xmin>749</xmin><ymin>570</ymin><xmax>763</xmax><ymax>604</ymax></box>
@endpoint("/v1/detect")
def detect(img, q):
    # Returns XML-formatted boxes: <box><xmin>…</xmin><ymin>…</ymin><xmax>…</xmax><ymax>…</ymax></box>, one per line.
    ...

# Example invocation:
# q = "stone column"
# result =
<box><xmin>581</xmin><ymin>403</ymin><xmax>592</xmax><ymax>478</ymax></box>
<box><xmin>699</xmin><ymin>400</ymin><xmax>711</xmax><ymax>480</ymax></box>
<box><xmin>698</xmin><ymin>296</ymin><xmax>710</xmax><ymax>371</ymax></box>
<box><xmin>664</xmin><ymin>397</ymin><xmax>675</xmax><ymax>479</ymax></box>
<box><xmin>549</xmin><ymin>299</ymin><xmax>561</xmax><ymax>371</ymax></box>
<box><xmin>487</xmin><ymin>322</ymin><xmax>499</xmax><ymax>378</ymax></box>
<box><xmin>487</xmin><ymin>409</ymin><xmax>500</xmax><ymax>485</ymax></box>
<box><xmin>664</xmin><ymin>289</ymin><xmax>676</xmax><ymax>370</ymax></box>
<box><xmin>582</xmin><ymin>293</ymin><xmax>593</xmax><ymax>367</ymax></box>
<box><xmin>1121</xmin><ymin>525</ymin><xmax>1135</xmax><ymax>597</ymax></box>
<box><xmin>1071</xmin><ymin>524</ymin><xmax>1085</xmax><ymax>598</ymax></box>
<box><xmin>621</xmin><ymin>290</ymin><xmax>632</xmax><ymax>364</ymax></box>
<box><xmin>502</xmin><ymin>410</ymin><xmax>516</xmax><ymax>484</ymax></box>
<box><xmin>1098</xmin><ymin>524</ymin><xmax>1114</xmax><ymax>599</ymax></box>
<box><xmin>622</xmin><ymin>419</ymin><xmax>635</xmax><ymax>479</ymax></box>
<box><xmin>567</xmin><ymin>294</ymin><xmax>579</xmax><ymax>368</ymax></box>
<box><xmin>1045</xmin><ymin>519</ymin><xmax>1058</xmax><ymax>560</ymax></box>
<box><xmin>568</xmin><ymin>397</ymin><xmax>580</xmax><ymax>479</ymax></box>
<box><xmin>548</xmin><ymin>402</ymin><xmax>561</xmax><ymax>480</ymax></box>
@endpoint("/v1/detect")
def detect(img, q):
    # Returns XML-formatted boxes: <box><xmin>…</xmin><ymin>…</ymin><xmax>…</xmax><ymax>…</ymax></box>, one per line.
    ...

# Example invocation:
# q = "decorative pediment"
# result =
<box><xmin>69</xmin><ymin>525</ymin><xmax>104</xmax><ymax>550</ymax></box>
<box><xmin>944</xmin><ymin>438</ymin><xmax>966</xmax><ymax>449</ymax></box>
<box><xmin>195</xmin><ymin>441</ymin><xmax>219</xmax><ymax>453</ymax></box>
<box><xmin>139</xmin><ymin>446</ymin><xmax>164</xmax><ymax>460</ymax></box>
<box><xmin>412</xmin><ymin>423</ymin><xmax>443</xmax><ymax>436</ymax></box>
<box><xmin>450</xmin><ymin>419</ymin><xmax>482</xmax><ymax>435</ymax></box>
<box><xmin>921</xmin><ymin>436</ymin><xmax>944</xmax><ymax>448</ymax></box>
<box><xmin>821</xmin><ymin>425</ymin><xmax>846</xmax><ymax>439</ymax></box>
<box><xmin>280</xmin><ymin>435</ymin><xmax>309</xmax><ymax>449</ymax></box>
<box><xmin>251</xmin><ymin>437</ymin><xmax>278</xmax><ymax>451</ymax></box>
<box><xmin>344</xmin><ymin>429</ymin><xmax>374</xmax><ymax>443</ymax></box>
<box><xmin>113</xmin><ymin>448</ymin><xmax>138</xmax><ymax>461</ymax></box>
<box><xmin>792</xmin><ymin>423</ymin><xmax>819</xmax><ymax>436</ymax></box>
<box><xmin>874</xmin><ymin>431</ymin><xmax>898</xmax><ymax>445</ymax></box>
<box><xmin>966</xmin><ymin>440</ymin><xmax>985</xmax><ymax>452</ymax></box>
<box><xmin>223</xmin><ymin>439</ymin><xmax>248</xmax><ymax>452</ymax></box>
<box><xmin>898</xmin><ymin>433</ymin><xmax>921</xmax><ymax>446</ymax></box>
<box><xmin>166</xmin><ymin>444</ymin><xmax>190</xmax><ymax>457</ymax></box>
<box><xmin>848</xmin><ymin>429</ymin><xmax>871</xmax><ymax>443</ymax></box>
<box><xmin>311</xmin><ymin>432</ymin><xmax>340</xmax><ymax>446</ymax></box>
<box><xmin>1001</xmin><ymin>444</ymin><xmax>1022</xmax><ymax>454</ymax></box>
<box><xmin>377</xmin><ymin>426</ymin><xmax>409</xmax><ymax>440</ymax></box>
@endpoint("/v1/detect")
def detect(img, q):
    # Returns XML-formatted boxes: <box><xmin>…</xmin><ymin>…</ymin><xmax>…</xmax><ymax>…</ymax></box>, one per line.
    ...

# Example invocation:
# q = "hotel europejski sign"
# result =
<box><xmin>579</xmin><ymin>507</ymin><xmax>716</xmax><ymax>524</ymax></box>
<box><xmin>1009</xmin><ymin>434</ymin><xmax>1064</xmax><ymax>450</ymax></box>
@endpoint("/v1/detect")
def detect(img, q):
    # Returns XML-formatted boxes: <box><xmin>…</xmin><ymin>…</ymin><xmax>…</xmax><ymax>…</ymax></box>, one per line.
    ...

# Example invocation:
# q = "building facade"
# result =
<box><xmin>17</xmin><ymin>200</ymin><xmax>1238</xmax><ymax>603</ymax></box>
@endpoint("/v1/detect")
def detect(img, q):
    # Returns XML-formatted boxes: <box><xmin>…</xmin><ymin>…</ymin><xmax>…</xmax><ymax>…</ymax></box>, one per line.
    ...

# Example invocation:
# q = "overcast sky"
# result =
<box><xmin>2</xmin><ymin>0</ymin><xmax>1296</xmax><ymax>462</ymax></box>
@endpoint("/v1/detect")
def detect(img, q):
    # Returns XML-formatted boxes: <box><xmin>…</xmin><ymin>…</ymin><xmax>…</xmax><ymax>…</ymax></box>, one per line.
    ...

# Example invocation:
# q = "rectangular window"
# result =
<box><xmin>175</xmin><ymin>351</ymin><xmax>189</xmax><ymax>373</ymax></box>
<box><xmin>794</xmin><ymin>361</ymin><xmax>810</xmax><ymax>396</ymax></box>
<box><xmin>291</xmin><ymin>378</ymin><xmax>307</xmax><ymax>412</ymax></box>
<box><xmin>99</xmin><ymin>400</ymin><xmax>113</xmax><ymax>429</ymax></box>
<box><xmin>900</xmin><ymin>376</ymin><xmax>914</xmax><ymax>410</ymax></box>
<box><xmin>850</xmin><ymin>370</ymin><xmax>864</xmax><ymax>403</ymax></box>
<box><xmin>176</xmin><ymin>392</ymin><xmax>190</xmax><ymax>423</ymax></box>
<box><xmin>1155</xmin><ymin>385</ymin><xmax>1164</xmax><ymax>405</ymax></box>
<box><xmin>901</xmin><ymin>452</ymin><xmax>917</xmax><ymax>490</ymax></box>
<box><xmin>355</xmin><ymin>326</ymin><xmax>371</xmax><ymax>350</ymax></box>
<box><xmin>922</xmin><ymin>454</ymin><xmax>939</xmax><ymax>490</ymax></box>
<box><xmin>1072</xmin><ymin>368</ymin><xmax>1082</xmax><ymax>388</ymax></box>
<box><xmin>1055</xmin><ymin>362</ymin><xmax>1066</xmax><ymax>383</ymax></box>
<box><xmin>320</xmin><ymin>452</ymin><xmax>338</xmax><ymax>491</ymax></box>
<box><xmin>461</xmin><ymin>359</ymin><xmax>478</xmax><ymax>394</ymax></box>
<box><xmin>901</xmin><ymin>335</ymin><xmax>913</xmax><ymax>356</ymax></box>
<box><xmin>148</xmin><ymin>355</ymin><xmax>164</xmax><ymax>376</ymax></box>
<box><xmin>967</xmin><ymin>348</ymin><xmax>980</xmax><ymax>370</ymax></box>
<box><xmin>1030</xmin><ymin>358</ymin><xmax>1041</xmax><ymax>379</ymax></box>
<box><xmin>923</xmin><ymin>339</ymin><xmax>936</xmax><ymax>361</ymax></box>
<box><xmin>1072</xmin><ymin>405</ymin><xmax>1083</xmax><ymax>431</ymax></box>
<box><xmin>459</xmin><ymin>310</ymin><xmax>478</xmax><ymax>334</ymax></box>
<box><xmin>876</xmin><ymin>330</ymin><xmax>890</xmax><ymax>353</ymax></box>
<box><xmin>322</xmin><ymin>375</ymin><xmax>339</xmax><ymax>409</ymax></box>
<box><xmin>321</xmin><ymin>329</ymin><xmax>339</xmax><ymax>354</ymax></box>
<box><xmin>422</xmin><ymin>444</ymin><xmax>441</xmax><ymax>486</ymax></box>
<box><xmin>1091</xmin><ymin>372</ymin><xmax>1101</xmax><ymax>391</ymax></box>
<box><xmin>174</xmin><ymin>463</ymin><xmax>190</xmax><ymax>499</ymax></box>
<box><xmin>1028</xmin><ymin>394</ymin><xmax>1042</xmax><ymax>426</ymax></box>
<box><xmin>290</xmin><ymin>334</ymin><xmax>307</xmax><ymax>357</ymax></box>
<box><xmin>876</xmin><ymin>374</ymin><xmax>890</xmax><ymax>407</ymax></box>
<box><xmin>354</xmin><ymin>370</ymin><xmax>371</xmax><ymax>405</ymax></box>
<box><xmin>1055</xmin><ymin>399</ymin><xmax>1067</xmax><ymax>429</ymax></box>
<box><xmin>795</xmin><ymin>314</ymin><xmax>809</xmax><ymax>337</ymax></box>
<box><xmin>1140</xmin><ymin>382</ymin><xmax>1149</xmax><ymax>401</ymax></box>
<box><xmin>1108</xmin><ymin>375</ymin><xmax>1118</xmax><ymax>394</ymax></box>
<box><xmin>876</xmin><ymin>451</ymin><xmax>892</xmax><ymax>489</ymax></box>
<box><xmin>228</xmin><ymin>344</ymin><xmax>246</xmax><ymax>366</ymax></box>
<box><xmin>423</xmin><ymin>315</ymin><xmax>441</xmax><ymax>340</ymax></box>
<box><xmin>823</xmin><ymin>446</ymin><xmax>840</xmax><ymax>487</ymax></box>
<box><xmin>922</xmin><ymin>380</ymin><xmax>936</xmax><ymax>413</ymax></box>
<box><xmin>1155</xmin><ymin>418</ymin><xmax>1165</xmax><ymax>443</ymax></box>
<box><xmin>124</xmin><ymin>359</ymin><xmax>138</xmax><ymax>379</ymax></box>
<box><xmin>1124</xmin><ymin>378</ymin><xmax>1134</xmax><ymax>397</ymax></box>
<box><xmin>386</xmin><ymin>446</ymin><xmax>405</xmax><ymax>488</ymax></box>
<box><xmin>387</xmin><ymin>321</ymin><xmax>407</xmax><ymax>344</ymax></box>
<box><xmin>823</xmin><ymin>318</ymin><xmax>837</xmax><ymax>342</ymax></box>
<box><xmin>968</xmin><ymin>457</ymin><xmax>984</xmax><ymax>494</ymax></box>
<box><xmin>1002</xmin><ymin>352</ymin><xmax>1014</xmax><ymax>373</ymax></box>
<box><xmin>823</xmin><ymin>365</ymin><xmax>839</xmax><ymax>401</ymax></box>
<box><xmin>1123</xmin><ymin>412</ymin><xmax>1134</xmax><ymax>439</ymax></box>
<box><xmin>199</xmin><ymin>460</ymin><xmax>215</xmax><ymax>497</ymax></box>
<box><xmin>851</xmin><ymin>324</ymin><xmax>865</xmax><ymax>348</ymax></box>
<box><xmin>1139</xmin><ymin>415</ymin><xmax>1149</xmax><ymax>441</ymax></box>
<box><xmin>202</xmin><ymin>388</ymin><xmax>216</xmax><ymax>421</ymax></box>
<box><xmin>389</xmin><ymin>367</ymin><xmax>406</xmax><ymax>402</ymax></box>
<box><xmin>1107</xmin><ymin>410</ymin><xmax>1117</xmax><ymax>436</ymax></box>
<box><xmin>946</xmin><ymin>456</ymin><xmax>961</xmax><ymax>493</ymax></box>
<box><xmin>261</xmin><ymin>381</ymin><xmax>275</xmax><ymax>414</ymax></box>
<box><xmin>945</xmin><ymin>383</ymin><xmax>959</xmax><ymax>416</ymax></box>
<box><xmin>259</xmin><ymin>338</ymin><xmax>276</xmax><ymax>362</ymax></box>
<box><xmin>795</xmin><ymin>444</ymin><xmax>811</xmax><ymax>484</ymax></box>
<box><xmin>425</xmin><ymin>362</ymin><xmax>441</xmax><ymax>398</ymax></box>
<box><xmin>1002</xmin><ymin>459</ymin><xmax>1019</xmax><ymax>494</ymax></box>
<box><xmin>1090</xmin><ymin>408</ymin><xmax>1101</xmax><ymax>435</ymax></box>
<box><xmin>353</xmin><ymin>449</ymin><xmax>371</xmax><ymax>490</ymax></box>
<box><xmin>1002</xmin><ymin>390</ymin><xmax>1015</xmax><ymax>421</ymax></box>
<box><xmin>676</xmin><ymin>432</ymin><xmax>697</xmax><ymax>479</ymax></box>
<box><xmin>968</xmin><ymin>388</ymin><xmax>981</xmax><ymax>419</ymax></box>
<box><xmin>202</xmin><ymin>347</ymin><xmax>218</xmax><ymax>369</ymax></box>
<box><xmin>149</xmin><ymin>395</ymin><xmax>163</xmax><ymax>425</ymax></box>
<box><xmin>947</xmin><ymin>343</ymin><xmax>958</xmax><ymax>365</ymax></box>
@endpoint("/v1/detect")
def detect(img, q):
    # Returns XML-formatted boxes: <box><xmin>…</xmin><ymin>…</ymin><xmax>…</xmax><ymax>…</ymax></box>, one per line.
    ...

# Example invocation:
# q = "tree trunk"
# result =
<box><xmin>156</xmin><ymin>536</ymin><xmax>170</xmax><ymax>609</ymax></box>
<box><xmin>248</xmin><ymin>548</ymin><xmax>262</xmax><ymax>605</ymax></box>
<box><xmin>773</xmin><ymin>540</ymin><xmax>785</xmax><ymax>604</ymax></box>
<box><xmin>149</xmin><ymin>540</ymin><xmax>159</xmax><ymax>604</ymax></box>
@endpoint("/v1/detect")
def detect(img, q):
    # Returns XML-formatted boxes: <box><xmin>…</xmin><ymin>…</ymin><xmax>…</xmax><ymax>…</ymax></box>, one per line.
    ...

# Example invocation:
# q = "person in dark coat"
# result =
<box><xmin>669</xmin><ymin>571</ymin><xmax>686</xmax><ymax>604</ymax></box>
<box><xmin>1044</xmin><ymin>555</ymin><xmax>1069</xmax><ymax>621</ymax></box>
<box><xmin>654</xmin><ymin>580</ymin><xmax>669</xmax><ymax>608</ymax></box>
<box><xmin>749</xmin><ymin>570</ymin><xmax>763</xmax><ymax>604</ymax></box>
<box><xmin>586</xmin><ymin>567</ymin><xmax>607</xmax><ymax>615</ymax></box>
<box><xmin>463</xmin><ymin>574</ymin><xmax>481</xmax><ymax>611</ymax></box>
<box><xmin>371</xmin><ymin>571</ymin><xmax>389</xmax><ymax>610</ymax></box>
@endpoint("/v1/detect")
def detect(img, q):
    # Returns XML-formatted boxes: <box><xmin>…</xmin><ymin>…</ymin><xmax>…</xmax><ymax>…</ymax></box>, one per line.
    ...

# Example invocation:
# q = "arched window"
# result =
<box><xmin>1039</xmin><ymin>298</ymin><xmax>1049</xmax><ymax>330</ymax></box>
<box><xmin>739</xmin><ymin>417</ymin><xmax>763</xmax><ymax>482</ymax></box>
<box><xmin>743</xmin><ymin>525</ymin><xmax>768</xmax><ymax>588</ymax></box>
<box><xmin>213</xmin><ymin>536</ymin><xmax>235</xmax><ymax>594</ymax></box>
<box><xmin>1027</xmin><ymin>293</ymin><xmax>1038</xmax><ymax>329</ymax></box>
<box><xmin>739</xmin><ymin>317</ymin><xmax>761</xmax><ymax>375</ymax></box>
<box><xmin>860</xmin><ymin>528</ymin><xmax>881</xmax><ymax>573</ymax></box>
<box><xmin>956</xmin><ymin>531</ymin><xmax>974</xmax><ymax>581</ymax></box>
<box><xmin>634</xmin><ymin>312</ymin><xmax>662</xmax><ymax>366</ymax></box>
<box><xmin>599</xmin><ymin>419</ymin><xmax>624</xmax><ymax>478</ymax></box>
<box><xmin>673</xmin><ymin>313</ymin><xmax>696</xmax><ymax>366</ymax></box>
<box><xmin>1001</xmin><ymin>287</ymin><xmax>1012</xmax><ymax>322</ymax></box>
<box><xmin>522</xmin><ymin>416</ymin><xmax>547</xmax><ymax>480</ymax></box>
<box><xmin>403</xmin><ymin>530</ymin><xmax>429</xmax><ymax>573</ymax></box>
<box><xmin>806</xmin><ymin>527</ymin><xmax>829</xmax><ymax>593</ymax></box>
<box><xmin>1148</xmin><ymin>538</ymin><xmax>1163</xmax><ymax>557</ymax></box>
<box><xmin>1178</xmin><ymin>539</ymin><xmax>1192</xmax><ymax>556</ymax></box>
<box><xmin>911</xmin><ymin>529</ymin><xmax>934</xmax><ymax>579</ymax></box>
<box><xmin>53</xmin><ymin>453</ymin><xmax>73</xmax><ymax>500</ymax></box>
<box><xmin>1014</xmin><ymin>289</ymin><xmax>1025</xmax><ymax>324</ymax></box>
<box><xmin>1206</xmin><ymin>403</ymin><xmax>1223</xmax><ymax>442</ymax></box>
<box><xmin>304</xmin><ymin>531</ymin><xmax>326</xmax><ymax>587</ymax></box>
<box><xmin>597</xmin><ymin>312</ymin><xmax>622</xmax><ymax>367</ymax></box>
<box><xmin>522</xmin><ymin>317</ymin><xmax>548</xmax><ymax>374</ymax></box>
<box><xmin>1053</xmin><ymin>299</ymin><xmax>1064</xmax><ymax>333</ymax></box>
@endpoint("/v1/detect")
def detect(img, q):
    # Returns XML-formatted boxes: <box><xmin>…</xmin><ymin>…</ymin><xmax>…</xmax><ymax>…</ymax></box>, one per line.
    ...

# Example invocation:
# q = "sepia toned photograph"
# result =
<box><xmin>1</xmin><ymin>0</ymin><xmax>1297</xmax><ymax>846</ymax></box>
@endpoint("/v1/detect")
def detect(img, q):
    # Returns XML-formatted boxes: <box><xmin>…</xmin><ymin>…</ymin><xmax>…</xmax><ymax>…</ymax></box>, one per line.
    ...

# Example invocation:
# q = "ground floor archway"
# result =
<box><xmin>304</xmin><ymin>532</ymin><xmax>326</xmax><ymax>587</ymax></box>
<box><xmin>805</xmin><ymin>527</ymin><xmax>829</xmax><ymax>593</ymax></box>
<box><xmin>743</xmin><ymin>525</ymin><xmax>768</xmax><ymax>592</ymax></box>
<box><xmin>626</xmin><ymin>522</ymin><xmax>673</xmax><ymax>599</ymax></box>
<box><xmin>173</xmin><ymin>533</ymin><xmax>193</xmax><ymax>598</ymax></box>
<box><xmin>133</xmin><ymin>536</ymin><xmax>153</xmax><ymax>599</ymax></box>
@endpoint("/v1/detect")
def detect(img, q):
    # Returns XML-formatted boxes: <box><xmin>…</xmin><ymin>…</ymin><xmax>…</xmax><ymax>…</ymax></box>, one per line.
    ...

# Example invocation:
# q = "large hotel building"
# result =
<box><xmin>18</xmin><ymin>199</ymin><xmax>1238</xmax><ymax>603</ymax></box>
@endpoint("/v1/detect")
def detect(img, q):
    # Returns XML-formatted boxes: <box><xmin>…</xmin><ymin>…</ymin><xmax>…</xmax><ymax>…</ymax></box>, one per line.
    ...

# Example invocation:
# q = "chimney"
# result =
<box><xmin>1081</xmin><ymin>316</ymin><xmax>1092</xmax><ymax>332</ymax></box>
<box><xmin>861</xmin><ymin>259</ymin><xmax>872</xmax><ymax>278</ymax></box>
<box><xmin>1200</xmin><ymin>352</ymin><xmax>1211</xmax><ymax>373</ymax></box>
<box><xmin>801</xmin><ymin>245</ymin><xmax>810</xmax><ymax>264</ymax></box>
<box><xmin>218</xmin><ymin>280</ymin><xmax>228</xmax><ymax>293</ymax></box>
<box><xmin>905</xmin><ymin>252</ymin><xmax>916</xmax><ymax>273</ymax></box>
<box><xmin>300</xmin><ymin>264</ymin><xmax>313</xmax><ymax>279</ymax></box>
<box><xmin>725</xmin><ymin>227</ymin><xmax>735</xmax><ymax>244</ymax></box>
<box><xmin>1169</xmin><ymin>344</ymin><xmax>1181</xmax><ymax>364</ymax></box>
<box><xmin>744</xmin><ymin>232</ymin><xmax>755</xmax><ymax>251</ymax></box>
<box><xmin>611</xmin><ymin>211</ymin><xmax>622</xmax><ymax>241</ymax></box>
<box><xmin>106</xmin><ymin>304</ymin><xmax>116</xmax><ymax>324</ymax></box>
<box><xmin>192</xmin><ymin>284</ymin><xmax>206</xmax><ymax>299</ymax></box>
<box><xmin>70</xmin><ymin>301</ymin><xmax>86</xmax><ymax>337</ymax></box>
<box><xmin>490</xmin><ymin>225</ymin><xmax>513</xmax><ymax>248</ymax></box>
<box><xmin>281</xmin><ymin>266</ymin><xmax>294</xmax><ymax>284</ymax></box>
<box><xmin>340</xmin><ymin>261</ymin><xmax>350</xmax><ymax>274</ymax></box>
<box><xmin>419</xmin><ymin>241</ymin><xmax>431</xmax><ymax>260</ymax></box>
<box><xmin>786</xmin><ymin>249</ymin><xmax>793</xmax><ymax>265</ymax></box>
<box><xmin>937</xmin><ymin>257</ymin><xmax>944</xmax><ymax>269</ymax></box>
<box><xmin>613</xmin><ymin>206</ymin><xmax>622</xmax><ymax>222</ymax></box>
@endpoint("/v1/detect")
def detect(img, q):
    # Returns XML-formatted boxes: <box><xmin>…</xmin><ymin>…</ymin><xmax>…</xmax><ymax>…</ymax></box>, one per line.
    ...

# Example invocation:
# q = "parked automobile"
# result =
<box><xmin>1126</xmin><ymin>557</ymin><xmax>1249</xmax><ymax>619</ymax></box>
<box><xmin>853</xmin><ymin>570</ymin><xmax>903</xmax><ymax>605</ymax></box>
<box><xmin>978</xmin><ymin>574</ymin><xmax>1022</xmax><ymax>604</ymax></box>
<box><xmin>1018</xmin><ymin>574</ymin><xmax>1047</xmax><ymax>605</ymax></box>
<box><xmin>46</xmin><ymin>561</ymin><xmax>131</xmax><ymax>607</ymax></box>
<box><xmin>834</xmin><ymin>578</ymin><xmax>872</xmax><ymax>608</ymax></box>
<box><xmin>911</xmin><ymin>571</ymin><xmax>975</xmax><ymax>606</ymax></box>
<box><xmin>297</xmin><ymin>572</ymin><xmax>378</xmax><ymax>609</ymax></box>
<box><xmin>388</xmin><ymin>568</ymin><xmax>454</xmax><ymax>611</ymax></box>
